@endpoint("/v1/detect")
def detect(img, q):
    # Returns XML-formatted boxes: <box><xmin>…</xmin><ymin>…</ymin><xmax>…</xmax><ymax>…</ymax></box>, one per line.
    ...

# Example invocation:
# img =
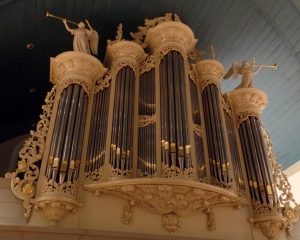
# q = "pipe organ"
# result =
<box><xmin>7</xmin><ymin>14</ymin><xmax>299</xmax><ymax>240</ymax></box>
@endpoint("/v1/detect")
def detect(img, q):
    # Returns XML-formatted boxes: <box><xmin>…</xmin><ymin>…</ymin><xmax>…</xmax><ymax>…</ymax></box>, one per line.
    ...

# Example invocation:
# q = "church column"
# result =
<box><xmin>228</xmin><ymin>86</ymin><xmax>285</xmax><ymax>238</ymax></box>
<box><xmin>34</xmin><ymin>51</ymin><xmax>106</xmax><ymax>226</ymax></box>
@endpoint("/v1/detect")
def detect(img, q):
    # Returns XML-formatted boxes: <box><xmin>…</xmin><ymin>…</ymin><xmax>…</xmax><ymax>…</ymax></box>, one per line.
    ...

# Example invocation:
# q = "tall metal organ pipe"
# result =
<box><xmin>138</xmin><ymin>68</ymin><xmax>156</xmax><ymax>177</ymax></box>
<box><xmin>109</xmin><ymin>66</ymin><xmax>135</xmax><ymax>176</ymax></box>
<box><xmin>46</xmin><ymin>84</ymin><xmax>88</xmax><ymax>184</ymax></box>
<box><xmin>159</xmin><ymin>51</ymin><xmax>191</xmax><ymax>176</ymax></box>
<box><xmin>85</xmin><ymin>84</ymin><xmax>111</xmax><ymax>180</ymax></box>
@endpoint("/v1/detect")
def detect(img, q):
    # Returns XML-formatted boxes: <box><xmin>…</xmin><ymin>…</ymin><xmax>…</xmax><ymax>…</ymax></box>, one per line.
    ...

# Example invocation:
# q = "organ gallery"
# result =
<box><xmin>5</xmin><ymin>13</ymin><xmax>299</xmax><ymax>240</ymax></box>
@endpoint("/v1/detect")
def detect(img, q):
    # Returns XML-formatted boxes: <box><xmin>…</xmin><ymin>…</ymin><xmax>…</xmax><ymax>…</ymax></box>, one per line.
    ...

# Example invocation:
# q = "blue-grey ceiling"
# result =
<box><xmin>0</xmin><ymin>0</ymin><xmax>299</xmax><ymax>169</ymax></box>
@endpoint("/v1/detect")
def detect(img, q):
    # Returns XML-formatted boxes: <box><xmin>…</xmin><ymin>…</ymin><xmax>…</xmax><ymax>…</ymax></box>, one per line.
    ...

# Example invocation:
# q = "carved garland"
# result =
<box><xmin>5</xmin><ymin>86</ymin><xmax>57</xmax><ymax>218</ymax></box>
<box><xmin>85</xmin><ymin>180</ymin><xmax>243</xmax><ymax>232</ymax></box>
<box><xmin>139</xmin><ymin>114</ymin><xmax>156</xmax><ymax>128</ymax></box>
<box><xmin>261</xmin><ymin>123</ymin><xmax>299</xmax><ymax>233</ymax></box>
<box><xmin>60</xmin><ymin>78</ymin><xmax>91</xmax><ymax>95</ymax></box>
<box><xmin>130</xmin><ymin>13</ymin><xmax>180</xmax><ymax>48</ymax></box>
<box><xmin>140</xmin><ymin>55</ymin><xmax>155</xmax><ymax>75</ymax></box>
<box><xmin>193</xmin><ymin>123</ymin><xmax>202</xmax><ymax>137</ymax></box>
<box><xmin>237</xmin><ymin>111</ymin><xmax>259</xmax><ymax>124</ymax></box>
<box><xmin>95</xmin><ymin>70</ymin><xmax>112</xmax><ymax>93</ymax></box>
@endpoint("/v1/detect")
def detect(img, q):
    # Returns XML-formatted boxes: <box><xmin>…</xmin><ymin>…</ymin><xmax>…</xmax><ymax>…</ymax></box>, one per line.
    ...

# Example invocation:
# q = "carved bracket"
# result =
<box><xmin>84</xmin><ymin>178</ymin><xmax>246</xmax><ymax>232</ymax></box>
<box><xmin>34</xmin><ymin>195</ymin><xmax>83</xmax><ymax>226</ymax></box>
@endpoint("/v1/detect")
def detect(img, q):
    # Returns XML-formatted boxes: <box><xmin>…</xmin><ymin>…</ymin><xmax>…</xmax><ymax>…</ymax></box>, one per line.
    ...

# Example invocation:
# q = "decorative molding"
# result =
<box><xmin>95</xmin><ymin>70</ymin><xmax>112</xmax><ymax>93</ymax></box>
<box><xmin>161</xmin><ymin>165</ymin><xmax>196</xmax><ymax>179</ymax></box>
<box><xmin>140</xmin><ymin>55</ymin><xmax>155</xmax><ymax>75</ymax></box>
<box><xmin>157</xmin><ymin>43</ymin><xmax>188</xmax><ymax>62</ymax></box>
<box><xmin>108</xmin><ymin>164</ymin><xmax>132</xmax><ymax>179</ymax></box>
<box><xmin>188</xmin><ymin>66</ymin><xmax>197</xmax><ymax>85</ymax></box>
<box><xmin>237</xmin><ymin>111</ymin><xmax>260</xmax><ymax>124</ymax></box>
<box><xmin>193</xmin><ymin>59</ymin><xmax>225</xmax><ymax>91</ymax></box>
<box><xmin>50</xmin><ymin>51</ymin><xmax>107</xmax><ymax>95</ymax></box>
<box><xmin>138</xmin><ymin>114</ymin><xmax>156</xmax><ymax>128</ymax></box>
<box><xmin>5</xmin><ymin>86</ymin><xmax>57</xmax><ymax>218</ymax></box>
<box><xmin>145</xmin><ymin>21</ymin><xmax>197</xmax><ymax>55</ymax></box>
<box><xmin>227</xmin><ymin>88</ymin><xmax>268</xmax><ymax>121</ymax></box>
<box><xmin>261</xmin><ymin>124</ymin><xmax>299</xmax><ymax>233</ymax></box>
<box><xmin>34</xmin><ymin>195</ymin><xmax>82</xmax><ymax>226</ymax></box>
<box><xmin>105</xmin><ymin>40</ymin><xmax>146</xmax><ymax>77</ymax></box>
<box><xmin>193</xmin><ymin>123</ymin><xmax>202</xmax><ymax>137</ymax></box>
<box><xmin>221</xmin><ymin>96</ymin><xmax>232</xmax><ymax>117</ymax></box>
<box><xmin>85</xmin><ymin>166</ymin><xmax>104</xmax><ymax>181</ymax></box>
<box><xmin>130</xmin><ymin>13</ymin><xmax>173</xmax><ymax>47</ymax></box>
<box><xmin>84</xmin><ymin>178</ymin><xmax>245</xmax><ymax>232</ymax></box>
<box><xmin>41</xmin><ymin>179</ymin><xmax>77</xmax><ymax>197</ymax></box>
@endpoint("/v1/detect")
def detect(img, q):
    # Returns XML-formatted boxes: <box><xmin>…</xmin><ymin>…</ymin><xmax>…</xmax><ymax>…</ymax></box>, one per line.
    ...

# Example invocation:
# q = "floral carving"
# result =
<box><xmin>41</xmin><ymin>179</ymin><xmax>77</xmax><ymax>196</ymax></box>
<box><xmin>34</xmin><ymin>196</ymin><xmax>82</xmax><ymax>226</ymax></box>
<box><xmin>61</xmin><ymin>77</ymin><xmax>91</xmax><ymax>95</ymax></box>
<box><xmin>6</xmin><ymin>86</ymin><xmax>57</xmax><ymax>218</ymax></box>
<box><xmin>84</xmin><ymin>179</ymin><xmax>244</xmax><ymax>232</ymax></box>
<box><xmin>261</xmin><ymin>124</ymin><xmax>299</xmax><ymax>233</ymax></box>
<box><xmin>162</xmin><ymin>165</ymin><xmax>196</xmax><ymax>179</ymax></box>
<box><xmin>108</xmin><ymin>164</ymin><xmax>132</xmax><ymax>179</ymax></box>
<box><xmin>193</xmin><ymin>123</ymin><xmax>202</xmax><ymax>137</ymax></box>
<box><xmin>139</xmin><ymin>114</ymin><xmax>156</xmax><ymax>128</ymax></box>
<box><xmin>130</xmin><ymin>13</ymin><xmax>173</xmax><ymax>47</ymax></box>
<box><xmin>95</xmin><ymin>70</ymin><xmax>112</xmax><ymax>93</ymax></box>
<box><xmin>237</xmin><ymin>111</ymin><xmax>259</xmax><ymax>124</ymax></box>
<box><xmin>140</xmin><ymin>55</ymin><xmax>155</xmax><ymax>74</ymax></box>
<box><xmin>85</xmin><ymin>167</ymin><xmax>104</xmax><ymax>181</ymax></box>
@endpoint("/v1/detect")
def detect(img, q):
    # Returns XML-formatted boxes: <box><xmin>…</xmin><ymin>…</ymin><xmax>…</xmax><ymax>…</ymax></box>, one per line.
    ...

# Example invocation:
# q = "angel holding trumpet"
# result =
<box><xmin>46</xmin><ymin>12</ymin><xmax>99</xmax><ymax>55</ymax></box>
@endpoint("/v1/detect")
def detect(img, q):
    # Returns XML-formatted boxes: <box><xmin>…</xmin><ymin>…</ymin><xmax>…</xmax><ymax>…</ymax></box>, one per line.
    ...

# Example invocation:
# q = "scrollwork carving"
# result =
<box><xmin>6</xmin><ymin>86</ymin><xmax>57</xmax><ymax>218</ymax></box>
<box><xmin>261</xmin><ymin>124</ymin><xmax>299</xmax><ymax>233</ymax></box>
<box><xmin>85</xmin><ymin>167</ymin><xmax>104</xmax><ymax>181</ymax></box>
<box><xmin>193</xmin><ymin>123</ymin><xmax>202</xmax><ymax>137</ymax></box>
<box><xmin>60</xmin><ymin>78</ymin><xmax>91</xmax><ymax>95</ymax></box>
<box><xmin>139</xmin><ymin>114</ymin><xmax>156</xmax><ymax>128</ymax></box>
<box><xmin>95</xmin><ymin>70</ymin><xmax>112</xmax><ymax>93</ymax></box>
<box><xmin>41</xmin><ymin>179</ymin><xmax>77</xmax><ymax>196</ymax></box>
<box><xmin>108</xmin><ymin>164</ymin><xmax>132</xmax><ymax>179</ymax></box>
<box><xmin>130</xmin><ymin>13</ymin><xmax>173</xmax><ymax>47</ymax></box>
<box><xmin>84</xmin><ymin>179</ymin><xmax>244</xmax><ymax>232</ymax></box>
<box><xmin>237</xmin><ymin>111</ymin><xmax>259</xmax><ymax>124</ymax></box>
<box><xmin>140</xmin><ymin>55</ymin><xmax>155</xmax><ymax>75</ymax></box>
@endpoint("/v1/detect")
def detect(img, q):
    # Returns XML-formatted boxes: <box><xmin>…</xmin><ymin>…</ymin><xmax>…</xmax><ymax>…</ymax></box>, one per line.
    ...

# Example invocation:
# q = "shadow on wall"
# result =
<box><xmin>0</xmin><ymin>134</ymin><xmax>29</xmax><ymax>177</ymax></box>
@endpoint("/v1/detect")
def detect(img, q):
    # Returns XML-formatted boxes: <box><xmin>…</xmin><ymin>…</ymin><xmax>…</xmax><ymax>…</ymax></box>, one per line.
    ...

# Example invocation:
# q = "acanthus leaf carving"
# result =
<box><xmin>95</xmin><ymin>70</ymin><xmax>112</xmax><ymax>93</ymax></box>
<box><xmin>140</xmin><ymin>55</ymin><xmax>155</xmax><ymax>75</ymax></box>
<box><xmin>5</xmin><ymin>86</ymin><xmax>57</xmax><ymax>218</ymax></box>
<box><xmin>84</xmin><ymin>179</ymin><xmax>245</xmax><ymax>232</ymax></box>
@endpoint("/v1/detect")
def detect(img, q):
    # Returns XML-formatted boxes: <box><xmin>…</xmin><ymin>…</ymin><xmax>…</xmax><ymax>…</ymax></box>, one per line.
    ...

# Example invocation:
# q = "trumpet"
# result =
<box><xmin>46</xmin><ymin>11</ymin><xmax>78</xmax><ymax>26</ymax></box>
<box><xmin>255</xmin><ymin>63</ymin><xmax>277</xmax><ymax>70</ymax></box>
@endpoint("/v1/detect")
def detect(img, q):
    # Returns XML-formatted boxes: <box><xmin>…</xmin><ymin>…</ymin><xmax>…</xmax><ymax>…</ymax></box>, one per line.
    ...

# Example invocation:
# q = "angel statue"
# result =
<box><xmin>63</xmin><ymin>19</ymin><xmax>99</xmax><ymax>55</ymax></box>
<box><xmin>223</xmin><ymin>59</ymin><xmax>277</xmax><ymax>89</ymax></box>
<box><xmin>46</xmin><ymin>12</ymin><xmax>98</xmax><ymax>55</ymax></box>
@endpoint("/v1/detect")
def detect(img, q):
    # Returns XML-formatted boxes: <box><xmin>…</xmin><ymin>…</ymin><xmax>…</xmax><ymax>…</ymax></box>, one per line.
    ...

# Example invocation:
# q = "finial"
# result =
<box><xmin>116</xmin><ymin>23</ymin><xmax>123</xmax><ymax>41</ymax></box>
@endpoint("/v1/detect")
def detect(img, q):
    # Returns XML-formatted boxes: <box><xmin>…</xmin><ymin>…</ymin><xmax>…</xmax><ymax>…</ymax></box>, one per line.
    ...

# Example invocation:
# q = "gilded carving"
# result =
<box><xmin>140</xmin><ymin>55</ymin><xmax>155</xmax><ymax>74</ymax></box>
<box><xmin>60</xmin><ymin>77</ymin><xmax>91</xmax><ymax>94</ymax></box>
<box><xmin>84</xmin><ymin>179</ymin><xmax>244</xmax><ymax>232</ymax></box>
<box><xmin>237</xmin><ymin>111</ymin><xmax>259</xmax><ymax>124</ymax></box>
<box><xmin>34</xmin><ymin>196</ymin><xmax>82</xmax><ymax>226</ymax></box>
<box><xmin>108</xmin><ymin>164</ymin><xmax>132</xmax><ymax>179</ymax></box>
<box><xmin>261</xmin><ymin>124</ymin><xmax>299</xmax><ymax>233</ymax></box>
<box><xmin>6</xmin><ymin>86</ymin><xmax>57</xmax><ymax>218</ymax></box>
<box><xmin>95</xmin><ymin>70</ymin><xmax>112</xmax><ymax>93</ymax></box>
<box><xmin>193</xmin><ymin>123</ymin><xmax>202</xmax><ymax>137</ymax></box>
<box><xmin>41</xmin><ymin>179</ymin><xmax>77</xmax><ymax>196</ymax></box>
<box><xmin>138</xmin><ymin>114</ymin><xmax>156</xmax><ymax>128</ymax></box>
<box><xmin>130</xmin><ymin>13</ymin><xmax>173</xmax><ymax>47</ymax></box>
<box><xmin>85</xmin><ymin>166</ymin><xmax>104</xmax><ymax>181</ymax></box>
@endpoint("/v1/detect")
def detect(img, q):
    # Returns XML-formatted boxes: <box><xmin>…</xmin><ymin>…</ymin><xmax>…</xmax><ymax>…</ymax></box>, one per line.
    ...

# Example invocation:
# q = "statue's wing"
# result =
<box><xmin>223</xmin><ymin>63</ymin><xmax>241</xmax><ymax>79</ymax></box>
<box><xmin>89</xmin><ymin>31</ymin><xmax>99</xmax><ymax>55</ymax></box>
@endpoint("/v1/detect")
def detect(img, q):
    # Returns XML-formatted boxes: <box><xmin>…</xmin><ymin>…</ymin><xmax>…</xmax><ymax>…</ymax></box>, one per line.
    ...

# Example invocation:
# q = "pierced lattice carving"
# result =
<box><xmin>261</xmin><ymin>124</ymin><xmax>299</xmax><ymax>232</ymax></box>
<box><xmin>95</xmin><ymin>70</ymin><xmax>112</xmax><ymax>93</ymax></box>
<box><xmin>139</xmin><ymin>114</ymin><xmax>156</xmax><ymax>128</ymax></box>
<box><xmin>6</xmin><ymin>86</ymin><xmax>57</xmax><ymax>218</ymax></box>
<box><xmin>85</xmin><ymin>167</ymin><xmax>104</xmax><ymax>181</ymax></box>
<box><xmin>41</xmin><ymin>179</ymin><xmax>77</xmax><ymax>196</ymax></box>
<box><xmin>140</xmin><ymin>55</ymin><xmax>155</xmax><ymax>74</ymax></box>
